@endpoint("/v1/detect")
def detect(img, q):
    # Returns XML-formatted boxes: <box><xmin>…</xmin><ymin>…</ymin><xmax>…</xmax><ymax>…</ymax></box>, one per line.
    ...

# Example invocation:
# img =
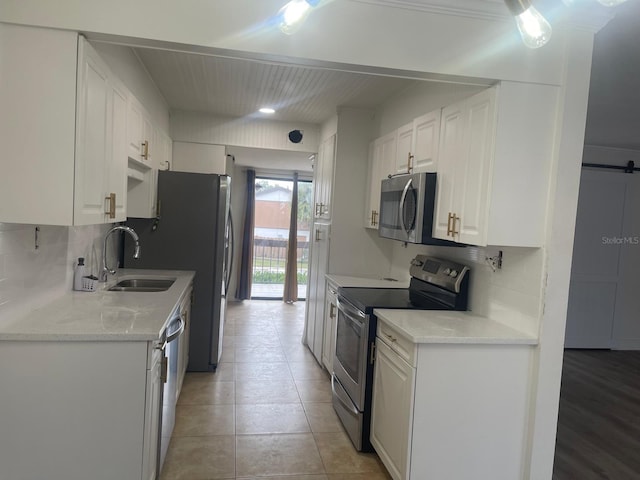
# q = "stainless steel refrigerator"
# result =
<box><xmin>124</xmin><ymin>170</ymin><xmax>233</xmax><ymax>371</ymax></box>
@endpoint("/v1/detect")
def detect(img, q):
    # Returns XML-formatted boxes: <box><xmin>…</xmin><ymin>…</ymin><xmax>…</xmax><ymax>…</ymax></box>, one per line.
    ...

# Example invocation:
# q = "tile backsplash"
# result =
<box><xmin>389</xmin><ymin>242</ymin><xmax>545</xmax><ymax>337</ymax></box>
<box><xmin>0</xmin><ymin>223</ymin><xmax>113</xmax><ymax>327</ymax></box>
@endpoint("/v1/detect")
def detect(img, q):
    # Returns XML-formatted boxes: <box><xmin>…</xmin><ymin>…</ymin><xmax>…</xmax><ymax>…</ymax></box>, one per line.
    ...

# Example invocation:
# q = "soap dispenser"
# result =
<box><xmin>73</xmin><ymin>257</ymin><xmax>86</xmax><ymax>291</ymax></box>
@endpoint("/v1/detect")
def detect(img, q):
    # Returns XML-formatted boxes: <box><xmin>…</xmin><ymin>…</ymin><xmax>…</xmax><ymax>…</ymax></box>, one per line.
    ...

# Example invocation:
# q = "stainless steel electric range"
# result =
<box><xmin>331</xmin><ymin>255</ymin><xmax>470</xmax><ymax>452</ymax></box>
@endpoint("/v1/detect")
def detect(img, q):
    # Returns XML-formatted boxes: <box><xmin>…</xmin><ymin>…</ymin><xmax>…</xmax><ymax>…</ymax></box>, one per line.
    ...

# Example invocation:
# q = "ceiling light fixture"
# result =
<box><xmin>259</xmin><ymin>107</ymin><xmax>276</xmax><ymax>114</ymax></box>
<box><xmin>504</xmin><ymin>0</ymin><xmax>552</xmax><ymax>49</ymax></box>
<box><xmin>278</xmin><ymin>0</ymin><xmax>320</xmax><ymax>35</ymax></box>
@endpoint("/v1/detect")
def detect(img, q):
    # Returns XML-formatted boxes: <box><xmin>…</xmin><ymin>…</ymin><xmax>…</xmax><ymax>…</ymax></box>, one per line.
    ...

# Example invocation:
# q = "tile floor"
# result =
<box><xmin>160</xmin><ymin>300</ymin><xmax>391</xmax><ymax>480</ymax></box>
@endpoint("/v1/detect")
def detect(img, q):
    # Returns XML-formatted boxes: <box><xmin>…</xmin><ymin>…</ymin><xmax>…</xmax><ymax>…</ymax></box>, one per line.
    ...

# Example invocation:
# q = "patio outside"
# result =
<box><xmin>251</xmin><ymin>178</ymin><xmax>312</xmax><ymax>300</ymax></box>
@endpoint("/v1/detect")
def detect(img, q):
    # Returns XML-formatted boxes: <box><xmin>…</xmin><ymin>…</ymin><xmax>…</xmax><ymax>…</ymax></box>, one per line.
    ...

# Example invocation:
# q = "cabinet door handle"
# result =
<box><xmin>315</xmin><ymin>229</ymin><xmax>321</xmax><ymax>242</ymax></box>
<box><xmin>373</xmin><ymin>210</ymin><xmax>378</xmax><ymax>226</ymax></box>
<box><xmin>447</xmin><ymin>212</ymin><xmax>453</xmax><ymax>236</ymax></box>
<box><xmin>329</xmin><ymin>303</ymin><xmax>336</xmax><ymax>318</ymax></box>
<box><xmin>105</xmin><ymin>193</ymin><xmax>116</xmax><ymax>219</ymax></box>
<box><xmin>451</xmin><ymin>213</ymin><xmax>459</xmax><ymax>237</ymax></box>
<box><xmin>141</xmin><ymin>141</ymin><xmax>149</xmax><ymax>160</ymax></box>
<box><xmin>407</xmin><ymin>152</ymin><xmax>414</xmax><ymax>173</ymax></box>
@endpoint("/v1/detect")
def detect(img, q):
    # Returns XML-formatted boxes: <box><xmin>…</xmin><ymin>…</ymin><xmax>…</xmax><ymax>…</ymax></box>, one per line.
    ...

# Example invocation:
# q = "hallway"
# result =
<box><xmin>160</xmin><ymin>300</ymin><xmax>391</xmax><ymax>479</ymax></box>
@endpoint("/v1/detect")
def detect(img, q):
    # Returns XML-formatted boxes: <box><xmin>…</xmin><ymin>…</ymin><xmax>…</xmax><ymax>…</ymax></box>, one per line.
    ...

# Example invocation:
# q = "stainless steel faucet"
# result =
<box><xmin>101</xmin><ymin>225</ymin><xmax>141</xmax><ymax>281</ymax></box>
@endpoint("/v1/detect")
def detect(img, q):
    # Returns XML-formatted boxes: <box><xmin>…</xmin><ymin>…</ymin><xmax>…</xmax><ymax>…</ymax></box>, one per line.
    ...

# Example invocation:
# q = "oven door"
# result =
<box><xmin>333</xmin><ymin>295</ymin><xmax>370</xmax><ymax>410</ymax></box>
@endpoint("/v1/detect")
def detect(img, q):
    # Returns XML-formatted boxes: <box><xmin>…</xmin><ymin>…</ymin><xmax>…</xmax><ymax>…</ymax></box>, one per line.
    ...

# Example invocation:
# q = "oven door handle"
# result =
<box><xmin>336</xmin><ymin>297</ymin><xmax>366</xmax><ymax>322</ymax></box>
<box><xmin>332</xmin><ymin>376</ymin><xmax>359</xmax><ymax>416</ymax></box>
<box><xmin>399</xmin><ymin>177</ymin><xmax>412</xmax><ymax>234</ymax></box>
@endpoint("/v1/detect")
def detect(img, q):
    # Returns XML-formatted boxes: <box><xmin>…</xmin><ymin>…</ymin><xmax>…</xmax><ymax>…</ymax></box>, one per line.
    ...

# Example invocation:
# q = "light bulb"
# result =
<box><xmin>597</xmin><ymin>0</ymin><xmax>627</xmax><ymax>6</ymax></box>
<box><xmin>514</xmin><ymin>5</ymin><xmax>552</xmax><ymax>49</ymax></box>
<box><xmin>278</xmin><ymin>0</ymin><xmax>313</xmax><ymax>35</ymax></box>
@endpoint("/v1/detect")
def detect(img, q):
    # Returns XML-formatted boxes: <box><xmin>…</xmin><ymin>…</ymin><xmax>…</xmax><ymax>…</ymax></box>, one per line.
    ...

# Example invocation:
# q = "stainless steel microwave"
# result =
<box><xmin>379</xmin><ymin>172</ymin><xmax>457</xmax><ymax>245</ymax></box>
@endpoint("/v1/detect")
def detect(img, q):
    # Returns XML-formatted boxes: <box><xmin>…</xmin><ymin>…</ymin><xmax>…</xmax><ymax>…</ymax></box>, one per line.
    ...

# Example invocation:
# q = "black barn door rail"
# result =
<box><xmin>582</xmin><ymin>160</ymin><xmax>638</xmax><ymax>173</ymax></box>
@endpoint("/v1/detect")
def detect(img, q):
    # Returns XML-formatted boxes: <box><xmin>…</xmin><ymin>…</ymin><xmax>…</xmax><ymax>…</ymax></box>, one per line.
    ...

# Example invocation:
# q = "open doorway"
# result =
<box><xmin>251</xmin><ymin>176</ymin><xmax>312</xmax><ymax>300</ymax></box>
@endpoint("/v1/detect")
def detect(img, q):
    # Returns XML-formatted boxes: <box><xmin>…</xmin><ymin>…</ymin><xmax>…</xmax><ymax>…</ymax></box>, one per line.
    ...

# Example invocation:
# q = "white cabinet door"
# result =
<box><xmin>322</xmin><ymin>281</ymin><xmax>338</xmax><ymax>372</ymax></box>
<box><xmin>110</xmin><ymin>79</ymin><xmax>129</xmax><ymax>222</ymax></box>
<box><xmin>127</xmin><ymin>96</ymin><xmax>144</xmax><ymax>162</ymax></box>
<box><xmin>73</xmin><ymin>38</ymin><xmax>116</xmax><ymax>225</ymax></box>
<box><xmin>395</xmin><ymin>122</ymin><xmax>413</xmax><ymax>175</ymax></box>
<box><xmin>379</xmin><ymin>131</ymin><xmax>398</xmax><ymax>180</ymax></box>
<box><xmin>457</xmin><ymin>88</ymin><xmax>496</xmax><ymax>245</ymax></box>
<box><xmin>305</xmin><ymin>222</ymin><xmax>330</xmax><ymax>363</ymax></box>
<box><xmin>371</xmin><ymin>337</ymin><xmax>416</xmax><ymax>480</ymax></box>
<box><xmin>411</xmin><ymin>110</ymin><xmax>441</xmax><ymax>173</ymax></box>
<box><xmin>433</xmin><ymin>100</ymin><xmax>466</xmax><ymax>241</ymax></box>
<box><xmin>314</xmin><ymin>135</ymin><xmax>336</xmax><ymax>220</ymax></box>
<box><xmin>142</xmin><ymin>347</ymin><xmax>162</xmax><ymax>480</ymax></box>
<box><xmin>364</xmin><ymin>140</ymin><xmax>383</xmax><ymax>229</ymax></box>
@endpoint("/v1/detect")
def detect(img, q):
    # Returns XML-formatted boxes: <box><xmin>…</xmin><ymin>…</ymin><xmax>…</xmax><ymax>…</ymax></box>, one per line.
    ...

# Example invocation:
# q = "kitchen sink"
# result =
<box><xmin>107</xmin><ymin>278</ymin><xmax>176</xmax><ymax>292</ymax></box>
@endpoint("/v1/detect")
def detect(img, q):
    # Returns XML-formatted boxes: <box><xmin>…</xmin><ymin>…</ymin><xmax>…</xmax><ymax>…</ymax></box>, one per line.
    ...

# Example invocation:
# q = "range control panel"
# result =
<box><xmin>409</xmin><ymin>255</ymin><xmax>470</xmax><ymax>293</ymax></box>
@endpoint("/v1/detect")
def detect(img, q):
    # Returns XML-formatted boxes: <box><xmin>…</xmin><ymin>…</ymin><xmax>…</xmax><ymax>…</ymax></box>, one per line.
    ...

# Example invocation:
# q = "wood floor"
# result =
<box><xmin>553</xmin><ymin>349</ymin><xmax>640</xmax><ymax>479</ymax></box>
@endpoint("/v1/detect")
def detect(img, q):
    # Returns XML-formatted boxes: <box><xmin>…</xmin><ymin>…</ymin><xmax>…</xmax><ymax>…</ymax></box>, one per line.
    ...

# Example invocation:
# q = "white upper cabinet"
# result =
<box><xmin>127</xmin><ymin>96</ymin><xmax>154</xmax><ymax>167</ymax></box>
<box><xmin>74</xmin><ymin>38</ymin><xmax>128</xmax><ymax>225</ymax></box>
<box><xmin>393</xmin><ymin>110</ymin><xmax>442</xmax><ymax>176</ymax></box>
<box><xmin>171</xmin><ymin>142</ymin><xmax>228</xmax><ymax>174</ymax></box>
<box><xmin>433</xmin><ymin>82</ymin><xmax>557</xmax><ymax>247</ymax></box>
<box><xmin>313</xmin><ymin>134</ymin><xmax>336</xmax><ymax>220</ymax></box>
<box><xmin>365</xmin><ymin>132</ymin><xmax>397</xmax><ymax>229</ymax></box>
<box><xmin>0</xmin><ymin>24</ymin><xmax>127</xmax><ymax>225</ymax></box>
<box><xmin>395</xmin><ymin>122</ymin><xmax>414</xmax><ymax>175</ymax></box>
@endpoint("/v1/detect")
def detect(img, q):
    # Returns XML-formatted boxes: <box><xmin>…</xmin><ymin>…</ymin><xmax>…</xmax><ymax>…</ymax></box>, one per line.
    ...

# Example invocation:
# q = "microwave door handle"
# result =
<box><xmin>399</xmin><ymin>177</ymin><xmax>413</xmax><ymax>234</ymax></box>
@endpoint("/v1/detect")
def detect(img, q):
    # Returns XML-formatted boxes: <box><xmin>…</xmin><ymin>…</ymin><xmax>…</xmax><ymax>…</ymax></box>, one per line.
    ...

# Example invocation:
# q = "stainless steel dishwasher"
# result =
<box><xmin>157</xmin><ymin>305</ymin><xmax>186</xmax><ymax>475</ymax></box>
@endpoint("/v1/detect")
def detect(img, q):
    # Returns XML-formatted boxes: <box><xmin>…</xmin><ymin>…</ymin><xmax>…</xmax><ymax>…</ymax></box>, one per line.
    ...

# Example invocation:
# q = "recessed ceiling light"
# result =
<box><xmin>259</xmin><ymin>107</ymin><xmax>276</xmax><ymax>114</ymax></box>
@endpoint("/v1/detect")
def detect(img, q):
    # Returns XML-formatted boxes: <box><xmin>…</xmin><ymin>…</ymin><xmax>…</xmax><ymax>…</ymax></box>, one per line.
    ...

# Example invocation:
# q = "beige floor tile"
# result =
<box><xmin>314</xmin><ymin>431</ymin><xmax>387</xmax><ymax>474</ymax></box>
<box><xmin>303</xmin><ymin>402</ymin><xmax>345</xmax><ymax>433</ymax></box>
<box><xmin>160</xmin><ymin>435</ymin><xmax>235</xmax><ymax>480</ymax></box>
<box><xmin>236</xmin><ymin>379</ymin><xmax>301</xmax><ymax>404</ymax></box>
<box><xmin>235</xmin><ymin>361</ymin><xmax>293</xmax><ymax>382</ymax></box>
<box><xmin>173</xmin><ymin>404</ymin><xmax>235</xmax><ymax>436</ymax></box>
<box><xmin>178</xmin><ymin>380</ymin><xmax>234</xmax><ymax>405</ymax></box>
<box><xmin>236</xmin><ymin>433</ymin><xmax>325</xmax><ymax>477</ymax></box>
<box><xmin>235</xmin><ymin>345</ymin><xmax>287</xmax><ymax>363</ymax></box>
<box><xmin>236</xmin><ymin>403</ymin><xmax>310</xmax><ymax>434</ymax></box>
<box><xmin>237</xmin><ymin>476</ymin><xmax>328</xmax><ymax>480</ymax></box>
<box><xmin>289</xmin><ymin>361</ymin><xmax>330</xmax><ymax>381</ymax></box>
<box><xmin>327</xmin><ymin>473</ymin><xmax>391</xmax><ymax>480</ymax></box>
<box><xmin>296</xmin><ymin>379</ymin><xmax>333</xmax><ymax>403</ymax></box>
<box><xmin>233</xmin><ymin>334</ymin><xmax>281</xmax><ymax>347</ymax></box>
<box><xmin>218</xmin><ymin>345</ymin><xmax>235</xmax><ymax>363</ymax></box>
<box><xmin>234</xmin><ymin>323</ymin><xmax>278</xmax><ymax>335</ymax></box>
<box><xmin>210</xmin><ymin>362</ymin><xmax>235</xmax><ymax>382</ymax></box>
<box><xmin>283</xmin><ymin>343</ymin><xmax>320</xmax><ymax>363</ymax></box>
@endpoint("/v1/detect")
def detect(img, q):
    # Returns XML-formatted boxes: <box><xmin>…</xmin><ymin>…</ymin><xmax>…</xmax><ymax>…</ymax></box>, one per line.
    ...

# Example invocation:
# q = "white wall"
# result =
<box><xmin>91</xmin><ymin>42</ymin><xmax>170</xmax><ymax>133</ymax></box>
<box><xmin>0</xmin><ymin>224</ymin><xmax>115</xmax><ymax>328</ymax></box>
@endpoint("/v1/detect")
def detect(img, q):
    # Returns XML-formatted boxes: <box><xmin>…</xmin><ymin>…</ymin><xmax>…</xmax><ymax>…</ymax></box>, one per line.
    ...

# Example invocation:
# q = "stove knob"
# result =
<box><xmin>443</xmin><ymin>268</ymin><xmax>451</xmax><ymax>275</ymax></box>
<box><xmin>449</xmin><ymin>270</ymin><xmax>458</xmax><ymax>278</ymax></box>
<box><xmin>411</xmin><ymin>259</ymin><xmax>424</xmax><ymax>267</ymax></box>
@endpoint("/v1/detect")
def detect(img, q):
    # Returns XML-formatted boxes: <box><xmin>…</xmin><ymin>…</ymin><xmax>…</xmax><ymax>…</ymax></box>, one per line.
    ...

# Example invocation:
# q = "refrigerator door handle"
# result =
<box><xmin>224</xmin><ymin>210</ymin><xmax>234</xmax><ymax>296</ymax></box>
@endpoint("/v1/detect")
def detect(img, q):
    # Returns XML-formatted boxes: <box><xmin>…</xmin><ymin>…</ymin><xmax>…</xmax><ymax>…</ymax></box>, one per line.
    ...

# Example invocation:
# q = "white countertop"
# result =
<box><xmin>0</xmin><ymin>269</ymin><xmax>195</xmax><ymax>342</ymax></box>
<box><xmin>373</xmin><ymin>309</ymin><xmax>538</xmax><ymax>345</ymax></box>
<box><xmin>326</xmin><ymin>274</ymin><xmax>409</xmax><ymax>289</ymax></box>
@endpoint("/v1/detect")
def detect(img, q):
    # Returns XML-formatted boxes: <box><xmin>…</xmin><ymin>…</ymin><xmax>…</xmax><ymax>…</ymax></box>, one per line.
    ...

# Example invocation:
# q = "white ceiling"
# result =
<box><xmin>130</xmin><ymin>0</ymin><xmax>639</xmax><ymax>152</ymax></box>
<box><xmin>134</xmin><ymin>47</ymin><xmax>421</xmax><ymax>125</ymax></box>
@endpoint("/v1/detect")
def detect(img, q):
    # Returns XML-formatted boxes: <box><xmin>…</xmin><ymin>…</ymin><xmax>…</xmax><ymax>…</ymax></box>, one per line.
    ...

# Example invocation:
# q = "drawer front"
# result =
<box><xmin>377</xmin><ymin>321</ymin><xmax>417</xmax><ymax>367</ymax></box>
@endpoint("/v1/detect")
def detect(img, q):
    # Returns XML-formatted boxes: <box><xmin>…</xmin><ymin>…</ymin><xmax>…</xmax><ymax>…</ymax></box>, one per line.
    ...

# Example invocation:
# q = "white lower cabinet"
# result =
<box><xmin>370</xmin><ymin>336</ymin><xmax>415</xmax><ymax>480</ymax></box>
<box><xmin>321</xmin><ymin>280</ymin><xmax>338</xmax><ymax>372</ymax></box>
<box><xmin>0</xmin><ymin>340</ymin><xmax>164</xmax><ymax>480</ymax></box>
<box><xmin>142</xmin><ymin>347</ymin><xmax>163</xmax><ymax>480</ymax></box>
<box><xmin>371</xmin><ymin>321</ymin><xmax>532</xmax><ymax>480</ymax></box>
